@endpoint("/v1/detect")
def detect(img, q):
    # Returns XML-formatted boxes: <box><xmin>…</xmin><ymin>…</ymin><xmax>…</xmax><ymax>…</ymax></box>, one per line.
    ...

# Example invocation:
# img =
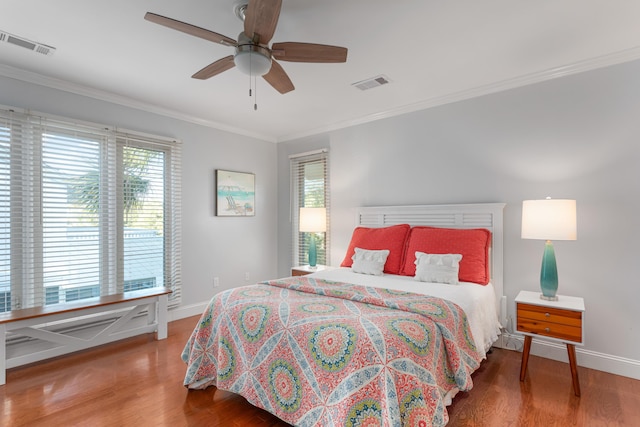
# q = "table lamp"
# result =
<box><xmin>521</xmin><ymin>198</ymin><xmax>577</xmax><ymax>301</ymax></box>
<box><xmin>299</xmin><ymin>207</ymin><xmax>327</xmax><ymax>268</ymax></box>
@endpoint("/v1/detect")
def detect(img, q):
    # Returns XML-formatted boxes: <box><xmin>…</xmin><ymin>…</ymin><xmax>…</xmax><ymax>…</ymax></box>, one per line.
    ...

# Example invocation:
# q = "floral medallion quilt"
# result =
<box><xmin>182</xmin><ymin>277</ymin><xmax>482</xmax><ymax>426</ymax></box>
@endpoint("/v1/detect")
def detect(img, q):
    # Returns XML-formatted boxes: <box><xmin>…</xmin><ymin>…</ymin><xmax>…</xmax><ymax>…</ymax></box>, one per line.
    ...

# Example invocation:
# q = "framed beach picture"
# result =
<box><xmin>216</xmin><ymin>169</ymin><xmax>255</xmax><ymax>216</ymax></box>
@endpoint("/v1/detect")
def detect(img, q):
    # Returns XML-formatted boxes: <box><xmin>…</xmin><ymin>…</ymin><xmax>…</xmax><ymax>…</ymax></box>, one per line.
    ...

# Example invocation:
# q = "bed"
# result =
<box><xmin>182</xmin><ymin>203</ymin><xmax>505</xmax><ymax>426</ymax></box>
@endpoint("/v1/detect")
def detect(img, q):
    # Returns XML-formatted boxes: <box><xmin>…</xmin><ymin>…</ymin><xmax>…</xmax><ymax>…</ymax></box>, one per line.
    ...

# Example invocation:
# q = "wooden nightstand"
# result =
<box><xmin>291</xmin><ymin>265</ymin><xmax>332</xmax><ymax>276</ymax></box>
<box><xmin>516</xmin><ymin>290</ymin><xmax>585</xmax><ymax>396</ymax></box>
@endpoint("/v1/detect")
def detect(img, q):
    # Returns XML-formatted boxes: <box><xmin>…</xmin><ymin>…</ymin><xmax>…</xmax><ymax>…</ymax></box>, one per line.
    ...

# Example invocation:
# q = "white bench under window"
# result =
<box><xmin>0</xmin><ymin>287</ymin><xmax>171</xmax><ymax>385</ymax></box>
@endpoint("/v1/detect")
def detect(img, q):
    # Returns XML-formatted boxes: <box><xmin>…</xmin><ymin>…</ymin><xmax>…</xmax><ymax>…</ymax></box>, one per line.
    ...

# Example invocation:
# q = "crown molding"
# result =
<box><xmin>0</xmin><ymin>64</ymin><xmax>276</xmax><ymax>142</ymax></box>
<box><xmin>278</xmin><ymin>45</ymin><xmax>640</xmax><ymax>142</ymax></box>
<box><xmin>2</xmin><ymin>45</ymin><xmax>640</xmax><ymax>144</ymax></box>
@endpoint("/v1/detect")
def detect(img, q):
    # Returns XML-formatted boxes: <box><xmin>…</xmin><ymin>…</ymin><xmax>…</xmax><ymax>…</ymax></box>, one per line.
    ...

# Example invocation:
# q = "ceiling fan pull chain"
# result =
<box><xmin>254</xmin><ymin>76</ymin><xmax>258</xmax><ymax>111</ymax></box>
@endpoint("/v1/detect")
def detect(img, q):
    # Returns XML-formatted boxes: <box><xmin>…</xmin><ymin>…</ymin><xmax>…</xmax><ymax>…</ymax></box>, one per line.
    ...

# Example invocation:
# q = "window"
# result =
<box><xmin>290</xmin><ymin>149</ymin><xmax>330</xmax><ymax>266</ymax></box>
<box><xmin>0</xmin><ymin>108</ymin><xmax>181</xmax><ymax>312</ymax></box>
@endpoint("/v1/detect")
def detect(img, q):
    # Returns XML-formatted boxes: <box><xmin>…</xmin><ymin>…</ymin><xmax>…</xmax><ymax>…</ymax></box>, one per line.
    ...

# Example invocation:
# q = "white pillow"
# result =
<box><xmin>414</xmin><ymin>252</ymin><xmax>463</xmax><ymax>285</ymax></box>
<box><xmin>351</xmin><ymin>247</ymin><xmax>390</xmax><ymax>276</ymax></box>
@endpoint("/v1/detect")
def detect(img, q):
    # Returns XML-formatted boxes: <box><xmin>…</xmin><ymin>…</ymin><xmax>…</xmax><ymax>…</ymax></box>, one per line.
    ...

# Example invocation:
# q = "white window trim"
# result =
<box><xmin>290</xmin><ymin>149</ymin><xmax>330</xmax><ymax>267</ymax></box>
<box><xmin>0</xmin><ymin>106</ymin><xmax>182</xmax><ymax>311</ymax></box>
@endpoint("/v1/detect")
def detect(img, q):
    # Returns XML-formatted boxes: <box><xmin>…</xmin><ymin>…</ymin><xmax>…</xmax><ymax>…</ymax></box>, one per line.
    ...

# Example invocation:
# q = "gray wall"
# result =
<box><xmin>278</xmin><ymin>59</ymin><xmax>640</xmax><ymax>376</ymax></box>
<box><xmin>0</xmin><ymin>76</ymin><xmax>279</xmax><ymax>316</ymax></box>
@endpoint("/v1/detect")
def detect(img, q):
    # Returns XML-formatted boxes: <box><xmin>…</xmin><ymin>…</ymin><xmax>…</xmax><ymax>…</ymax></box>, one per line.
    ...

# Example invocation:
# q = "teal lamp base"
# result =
<box><xmin>540</xmin><ymin>240</ymin><xmax>559</xmax><ymax>301</ymax></box>
<box><xmin>308</xmin><ymin>234</ymin><xmax>318</xmax><ymax>268</ymax></box>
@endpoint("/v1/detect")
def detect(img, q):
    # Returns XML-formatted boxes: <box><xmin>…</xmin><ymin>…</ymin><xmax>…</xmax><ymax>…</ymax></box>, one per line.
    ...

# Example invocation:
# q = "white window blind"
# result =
<box><xmin>0</xmin><ymin>115</ymin><xmax>16</xmax><ymax>311</ymax></box>
<box><xmin>290</xmin><ymin>149</ymin><xmax>330</xmax><ymax>266</ymax></box>
<box><xmin>0</xmin><ymin>108</ymin><xmax>181</xmax><ymax>312</ymax></box>
<box><xmin>117</xmin><ymin>132</ymin><xmax>182</xmax><ymax>306</ymax></box>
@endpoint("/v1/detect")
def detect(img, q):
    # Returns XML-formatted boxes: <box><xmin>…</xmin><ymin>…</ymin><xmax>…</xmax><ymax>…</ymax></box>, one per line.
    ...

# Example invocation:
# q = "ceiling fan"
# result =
<box><xmin>144</xmin><ymin>0</ymin><xmax>348</xmax><ymax>95</ymax></box>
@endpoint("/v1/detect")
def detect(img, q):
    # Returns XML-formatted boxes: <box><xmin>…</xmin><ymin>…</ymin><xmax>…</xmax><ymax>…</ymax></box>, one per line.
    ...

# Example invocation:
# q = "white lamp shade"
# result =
<box><xmin>299</xmin><ymin>207</ymin><xmax>327</xmax><ymax>233</ymax></box>
<box><xmin>521</xmin><ymin>199</ymin><xmax>577</xmax><ymax>241</ymax></box>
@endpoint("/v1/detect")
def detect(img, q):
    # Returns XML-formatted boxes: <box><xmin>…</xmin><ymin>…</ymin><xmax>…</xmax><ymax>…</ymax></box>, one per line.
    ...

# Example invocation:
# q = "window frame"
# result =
<box><xmin>0</xmin><ymin>107</ymin><xmax>181</xmax><ymax>312</ymax></box>
<box><xmin>290</xmin><ymin>149</ymin><xmax>330</xmax><ymax>267</ymax></box>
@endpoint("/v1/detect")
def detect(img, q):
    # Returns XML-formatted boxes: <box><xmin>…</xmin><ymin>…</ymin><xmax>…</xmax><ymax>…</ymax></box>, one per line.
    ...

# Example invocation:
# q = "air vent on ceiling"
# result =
<box><xmin>351</xmin><ymin>74</ymin><xmax>391</xmax><ymax>91</ymax></box>
<box><xmin>0</xmin><ymin>30</ymin><xmax>56</xmax><ymax>56</ymax></box>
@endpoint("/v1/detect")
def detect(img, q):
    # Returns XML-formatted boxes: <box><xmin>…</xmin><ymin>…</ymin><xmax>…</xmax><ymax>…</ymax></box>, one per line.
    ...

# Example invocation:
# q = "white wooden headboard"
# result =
<box><xmin>356</xmin><ymin>203</ymin><xmax>506</xmax><ymax>326</ymax></box>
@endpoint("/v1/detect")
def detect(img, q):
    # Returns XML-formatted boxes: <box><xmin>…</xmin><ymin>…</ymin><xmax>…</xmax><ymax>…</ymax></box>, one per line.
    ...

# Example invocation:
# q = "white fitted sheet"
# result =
<box><xmin>305</xmin><ymin>267</ymin><xmax>501</xmax><ymax>357</ymax></box>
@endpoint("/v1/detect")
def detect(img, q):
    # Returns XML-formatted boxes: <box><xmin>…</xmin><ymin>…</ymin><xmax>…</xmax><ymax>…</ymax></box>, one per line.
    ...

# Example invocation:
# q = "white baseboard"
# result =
<box><xmin>497</xmin><ymin>332</ymin><xmax>640</xmax><ymax>380</ymax></box>
<box><xmin>168</xmin><ymin>301</ymin><xmax>210</xmax><ymax>322</ymax></box>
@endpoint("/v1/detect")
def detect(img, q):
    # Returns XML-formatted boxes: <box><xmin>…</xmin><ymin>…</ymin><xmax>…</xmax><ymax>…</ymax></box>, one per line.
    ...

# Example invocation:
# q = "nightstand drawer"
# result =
<box><xmin>517</xmin><ymin>302</ymin><xmax>582</xmax><ymax>343</ymax></box>
<box><xmin>517</xmin><ymin>303</ymin><xmax>582</xmax><ymax>326</ymax></box>
<box><xmin>517</xmin><ymin>317</ymin><xmax>582</xmax><ymax>342</ymax></box>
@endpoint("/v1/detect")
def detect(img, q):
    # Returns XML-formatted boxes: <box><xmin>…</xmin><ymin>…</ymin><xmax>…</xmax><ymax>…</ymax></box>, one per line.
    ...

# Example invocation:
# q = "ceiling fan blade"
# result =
<box><xmin>145</xmin><ymin>12</ymin><xmax>237</xmax><ymax>47</ymax></box>
<box><xmin>262</xmin><ymin>60</ymin><xmax>294</xmax><ymax>94</ymax></box>
<box><xmin>244</xmin><ymin>0</ymin><xmax>282</xmax><ymax>44</ymax></box>
<box><xmin>192</xmin><ymin>56</ymin><xmax>236</xmax><ymax>79</ymax></box>
<box><xmin>271</xmin><ymin>42</ymin><xmax>348</xmax><ymax>63</ymax></box>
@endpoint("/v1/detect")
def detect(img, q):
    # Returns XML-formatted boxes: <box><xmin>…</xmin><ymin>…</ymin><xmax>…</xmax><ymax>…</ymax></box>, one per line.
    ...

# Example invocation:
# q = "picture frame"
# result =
<box><xmin>216</xmin><ymin>169</ymin><xmax>255</xmax><ymax>216</ymax></box>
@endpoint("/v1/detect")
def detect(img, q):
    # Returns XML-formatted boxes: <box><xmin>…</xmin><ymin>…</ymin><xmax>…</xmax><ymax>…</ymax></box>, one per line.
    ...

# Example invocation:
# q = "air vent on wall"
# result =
<box><xmin>0</xmin><ymin>30</ymin><xmax>56</xmax><ymax>56</ymax></box>
<box><xmin>351</xmin><ymin>74</ymin><xmax>391</xmax><ymax>91</ymax></box>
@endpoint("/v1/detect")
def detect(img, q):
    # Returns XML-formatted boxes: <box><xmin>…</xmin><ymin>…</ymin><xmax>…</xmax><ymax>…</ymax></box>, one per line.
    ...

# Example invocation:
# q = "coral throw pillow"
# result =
<box><xmin>340</xmin><ymin>224</ymin><xmax>410</xmax><ymax>274</ymax></box>
<box><xmin>400</xmin><ymin>227</ymin><xmax>491</xmax><ymax>284</ymax></box>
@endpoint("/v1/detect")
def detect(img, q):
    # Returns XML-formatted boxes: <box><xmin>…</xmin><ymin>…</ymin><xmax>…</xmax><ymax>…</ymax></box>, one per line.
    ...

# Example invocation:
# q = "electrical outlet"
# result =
<box><xmin>213</xmin><ymin>277</ymin><xmax>219</xmax><ymax>288</ymax></box>
<box><xmin>245</xmin><ymin>272</ymin><xmax>250</xmax><ymax>282</ymax></box>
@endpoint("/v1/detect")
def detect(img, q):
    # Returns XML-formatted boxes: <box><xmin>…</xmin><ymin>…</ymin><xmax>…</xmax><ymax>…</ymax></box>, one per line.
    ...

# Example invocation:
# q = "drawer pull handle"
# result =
<box><xmin>545</xmin><ymin>327</ymin><xmax>551</xmax><ymax>333</ymax></box>
<box><xmin>545</xmin><ymin>312</ymin><xmax>550</xmax><ymax>317</ymax></box>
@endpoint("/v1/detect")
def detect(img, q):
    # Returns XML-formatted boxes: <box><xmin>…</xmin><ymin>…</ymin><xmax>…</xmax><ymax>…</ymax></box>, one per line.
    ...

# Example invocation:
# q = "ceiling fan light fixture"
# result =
<box><xmin>234</xmin><ymin>44</ymin><xmax>272</xmax><ymax>76</ymax></box>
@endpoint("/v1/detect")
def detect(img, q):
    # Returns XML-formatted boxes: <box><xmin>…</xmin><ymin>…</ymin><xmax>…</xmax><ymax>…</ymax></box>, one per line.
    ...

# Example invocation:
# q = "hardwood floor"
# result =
<box><xmin>2</xmin><ymin>316</ymin><xmax>639</xmax><ymax>426</ymax></box>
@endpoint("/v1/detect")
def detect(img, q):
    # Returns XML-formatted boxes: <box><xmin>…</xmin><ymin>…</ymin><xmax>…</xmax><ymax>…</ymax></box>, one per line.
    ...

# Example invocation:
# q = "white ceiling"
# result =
<box><xmin>2</xmin><ymin>1</ymin><xmax>640</xmax><ymax>142</ymax></box>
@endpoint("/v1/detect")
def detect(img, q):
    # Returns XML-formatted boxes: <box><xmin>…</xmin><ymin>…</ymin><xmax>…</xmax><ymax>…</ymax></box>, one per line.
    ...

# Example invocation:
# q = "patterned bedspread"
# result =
<box><xmin>182</xmin><ymin>277</ymin><xmax>483</xmax><ymax>427</ymax></box>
